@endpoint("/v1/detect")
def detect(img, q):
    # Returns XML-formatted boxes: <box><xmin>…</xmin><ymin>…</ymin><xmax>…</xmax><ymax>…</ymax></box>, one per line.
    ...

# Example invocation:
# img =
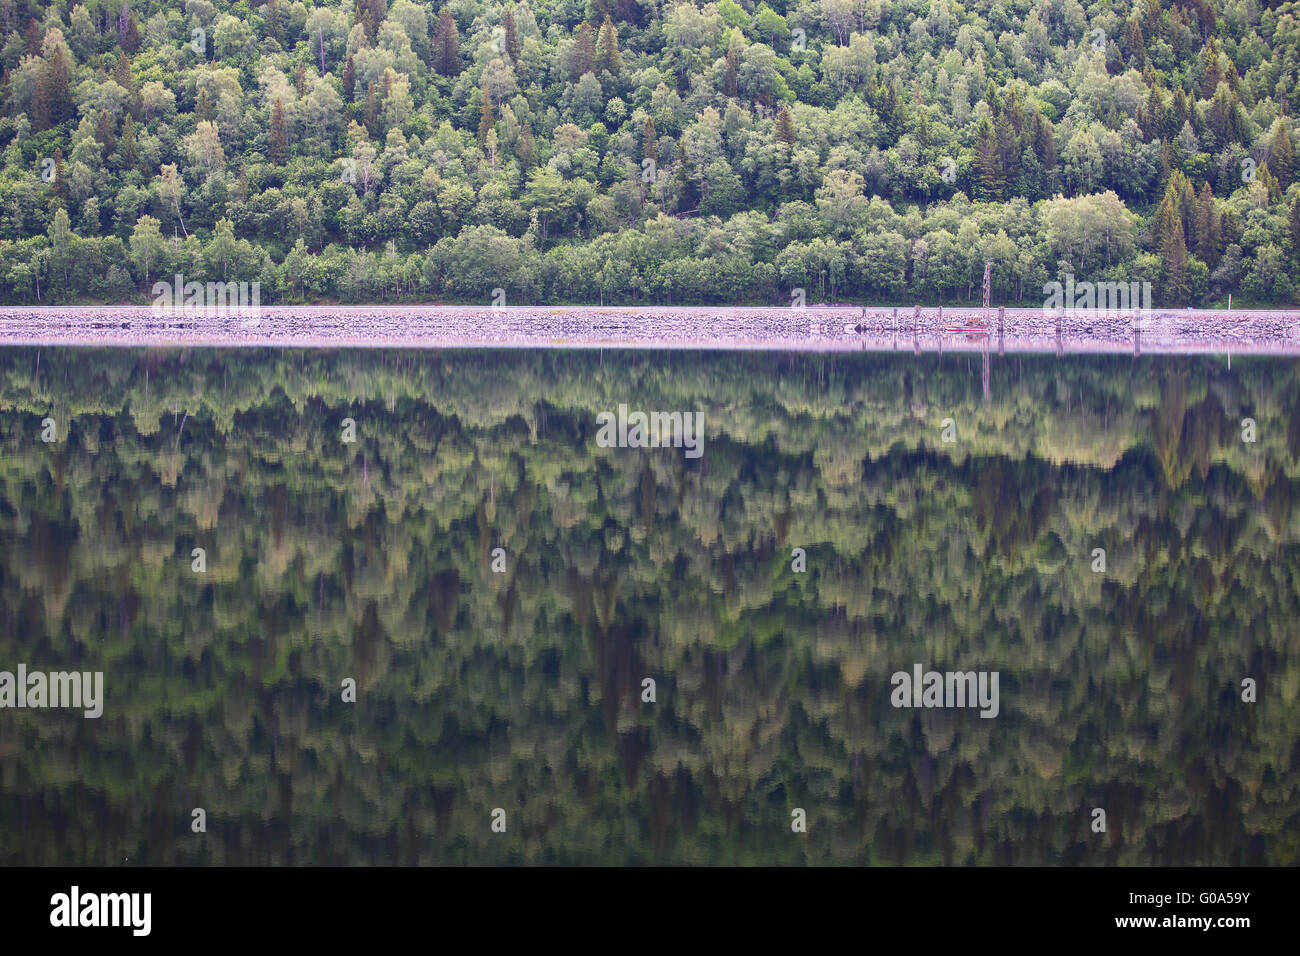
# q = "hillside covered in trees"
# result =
<box><xmin>1</xmin><ymin>349</ymin><xmax>1297</xmax><ymax>863</ymax></box>
<box><xmin>0</xmin><ymin>0</ymin><xmax>1298</xmax><ymax>306</ymax></box>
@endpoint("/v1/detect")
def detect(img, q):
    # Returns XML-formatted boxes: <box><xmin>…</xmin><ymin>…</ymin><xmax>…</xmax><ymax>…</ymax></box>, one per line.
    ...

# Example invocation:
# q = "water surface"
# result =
<box><xmin>1</xmin><ymin>348</ymin><xmax>1297</xmax><ymax>865</ymax></box>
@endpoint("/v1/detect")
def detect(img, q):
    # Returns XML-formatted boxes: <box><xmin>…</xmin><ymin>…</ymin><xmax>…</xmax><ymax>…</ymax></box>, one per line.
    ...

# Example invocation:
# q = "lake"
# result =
<box><xmin>0</xmin><ymin>347</ymin><xmax>1296</xmax><ymax>864</ymax></box>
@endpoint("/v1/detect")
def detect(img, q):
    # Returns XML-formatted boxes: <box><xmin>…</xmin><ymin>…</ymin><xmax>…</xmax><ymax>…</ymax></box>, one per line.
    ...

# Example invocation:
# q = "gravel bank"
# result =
<box><xmin>0</xmin><ymin>305</ymin><xmax>1296</xmax><ymax>353</ymax></box>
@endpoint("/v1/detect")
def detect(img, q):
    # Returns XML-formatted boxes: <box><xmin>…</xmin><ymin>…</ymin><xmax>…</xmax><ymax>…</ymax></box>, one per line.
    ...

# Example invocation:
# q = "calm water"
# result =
<box><xmin>1</xmin><ymin>348</ymin><xmax>1297</xmax><ymax>865</ymax></box>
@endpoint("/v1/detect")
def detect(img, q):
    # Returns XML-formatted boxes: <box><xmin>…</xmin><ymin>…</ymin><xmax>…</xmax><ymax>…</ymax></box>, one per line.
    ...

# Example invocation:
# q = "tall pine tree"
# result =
<box><xmin>596</xmin><ymin>15</ymin><xmax>621</xmax><ymax>76</ymax></box>
<box><xmin>477</xmin><ymin>85</ymin><xmax>495</xmax><ymax>147</ymax></box>
<box><xmin>121</xmin><ymin>11</ymin><xmax>141</xmax><ymax>55</ymax></box>
<box><xmin>433</xmin><ymin>10</ymin><xmax>461</xmax><ymax>77</ymax></box>
<box><xmin>975</xmin><ymin>115</ymin><xmax>1005</xmax><ymax>200</ymax></box>
<box><xmin>572</xmin><ymin>22</ymin><xmax>596</xmax><ymax>79</ymax></box>
<box><xmin>1289</xmin><ymin>197</ymin><xmax>1300</xmax><ymax>265</ymax></box>
<box><xmin>1193</xmin><ymin>182</ymin><xmax>1221</xmax><ymax>268</ymax></box>
<box><xmin>343</xmin><ymin>55</ymin><xmax>356</xmax><ymax>102</ymax></box>
<box><xmin>269</xmin><ymin>98</ymin><xmax>289</xmax><ymax>165</ymax></box>
<box><xmin>504</xmin><ymin>9</ymin><xmax>521</xmax><ymax>63</ymax></box>
<box><xmin>43</xmin><ymin>39</ymin><xmax>73</xmax><ymax>126</ymax></box>
<box><xmin>775</xmin><ymin>106</ymin><xmax>796</xmax><ymax>146</ymax></box>
<box><xmin>1270</xmin><ymin>119</ymin><xmax>1295</xmax><ymax>187</ymax></box>
<box><xmin>1155</xmin><ymin>182</ymin><xmax>1191</xmax><ymax>305</ymax></box>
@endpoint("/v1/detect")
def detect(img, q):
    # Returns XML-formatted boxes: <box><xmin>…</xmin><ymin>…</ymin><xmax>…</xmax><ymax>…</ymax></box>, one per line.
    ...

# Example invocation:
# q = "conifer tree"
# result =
<box><xmin>196</xmin><ymin>88</ymin><xmax>213</xmax><ymax>122</ymax></box>
<box><xmin>433</xmin><ymin>10</ymin><xmax>461</xmax><ymax>77</ymax></box>
<box><xmin>596</xmin><ymin>15</ymin><xmax>621</xmax><ymax>76</ymax></box>
<box><xmin>975</xmin><ymin>115</ymin><xmax>1005</xmax><ymax>200</ymax></box>
<box><xmin>775</xmin><ymin>106</ymin><xmax>796</xmax><ymax>146</ymax></box>
<box><xmin>573</xmin><ymin>22</ymin><xmax>596</xmax><ymax>79</ymax></box>
<box><xmin>1270</xmin><ymin>120</ymin><xmax>1294</xmax><ymax>187</ymax></box>
<box><xmin>121</xmin><ymin>11</ymin><xmax>141</xmax><ymax>55</ymax></box>
<box><xmin>477</xmin><ymin>85</ymin><xmax>495</xmax><ymax>147</ymax></box>
<box><xmin>1122</xmin><ymin>17</ymin><xmax>1145</xmax><ymax>67</ymax></box>
<box><xmin>118</xmin><ymin>114</ymin><xmax>138</xmax><ymax>169</ymax></box>
<box><xmin>724</xmin><ymin>44</ymin><xmax>739</xmax><ymax>98</ymax></box>
<box><xmin>1289</xmin><ymin>197</ymin><xmax>1300</xmax><ymax>264</ymax></box>
<box><xmin>995</xmin><ymin>114</ymin><xmax>1018</xmax><ymax>186</ymax></box>
<box><xmin>270</xmin><ymin>98</ymin><xmax>289</xmax><ymax>165</ymax></box>
<box><xmin>43</xmin><ymin>39</ymin><xmax>73</xmax><ymax>126</ymax></box>
<box><xmin>517</xmin><ymin>122</ymin><xmax>535</xmax><ymax>168</ymax></box>
<box><xmin>1194</xmin><ymin>183</ymin><xmax>1221</xmax><ymax>268</ymax></box>
<box><xmin>51</xmin><ymin>147</ymin><xmax>67</xmax><ymax>205</ymax></box>
<box><xmin>95</xmin><ymin>110</ymin><xmax>116</xmax><ymax>152</ymax></box>
<box><xmin>1155</xmin><ymin>183</ymin><xmax>1190</xmax><ymax>305</ymax></box>
<box><xmin>114</xmin><ymin>51</ymin><xmax>135</xmax><ymax>98</ymax></box>
<box><xmin>504</xmin><ymin>9</ymin><xmax>521</xmax><ymax>63</ymax></box>
<box><xmin>266</xmin><ymin>0</ymin><xmax>286</xmax><ymax>45</ymax></box>
<box><xmin>31</xmin><ymin>72</ymin><xmax>49</xmax><ymax>131</ymax></box>
<box><xmin>1256</xmin><ymin>162</ymin><xmax>1280</xmax><ymax>202</ymax></box>
<box><xmin>1200</xmin><ymin>38</ymin><xmax>1223</xmax><ymax>97</ymax></box>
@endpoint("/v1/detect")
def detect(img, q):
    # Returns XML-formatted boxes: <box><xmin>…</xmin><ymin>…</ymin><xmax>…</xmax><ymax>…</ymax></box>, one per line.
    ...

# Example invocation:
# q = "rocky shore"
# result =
<box><xmin>0</xmin><ymin>304</ymin><xmax>1296</xmax><ymax>353</ymax></box>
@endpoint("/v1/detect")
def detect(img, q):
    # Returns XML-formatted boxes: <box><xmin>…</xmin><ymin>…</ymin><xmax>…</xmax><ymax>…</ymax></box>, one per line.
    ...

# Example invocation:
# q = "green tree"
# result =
<box><xmin>1193</xmin><ymin>183</ymin><xmax>1221</xmax><ymax>268</ymax></box>
<box><xmin>433</xmin><ymin>10</ymin><xmax>461</xmax><ymax>77</ymax></box>
<box><xmin>596</xmin><ymin>15</ymin><xmax>621</xmax><ymax>77</ymax></box>
<box><xmin>117</xmin><ymin>114</ymin><xmax>138</xmax><ymax>169</ymax></box>
<box><xmin>775</xmin><ymin>106</ymin><xmax>795</xmax><ymax>146</ymax></box>
<box><xmin>975</xmin><ymin>116</ymin><xmax>1005</xmax><ymax>200</ymax></box>
<box><xmin>1154</xmin><ymin>184</ymin><xmax>1190</xmax><ymax>305</ymax></box>
<box><xmin>47</xmin><ymin>206</ymin><xmax>73</xmax><ymax>290</ymax></box>
<box><xmin>269</xmin><ymin>98</ymin><xmax>289</xmax><ymax>165</ymax></box>
<box><xmin>572</xmin><ymin>22</ymin><xmax>596</xmax><ymax>80</ymax></box>
<box><xmin>504</xmin><ymin>8</ymin><xmax>521</xmax><ymax>63</ymax></box>
<box><xmin>1270</xmin><ymin>120</ymin><xmax>1295</xmax><ymax>188</ymax></box>
<box><xmin>129</xmin><ymin>214</ymin><xmax>165</xmax><ymax>284</ymax></box>
<box><xmin>120</xmin><ymin>11</ymin><xmax>141</xmax><ymax>54</ymax></box>
<box><xmin>343</xmin><ymin>54</ymin><xmax>356</xmax><ymax>102</ymax></box>
<box><xmin>477</xmin><ymin>85</ymin><xmax>495</xmax><ymax>147</ymax></box>
<box><xmin>1288</xmin><ymin>197</ymin><xmax>1300</xmax><ymax>265</ymax></box>
<box><xmin>42</xmin><ymin>32</ymin><xmax>74</xmax><ymax>126</ymax></box>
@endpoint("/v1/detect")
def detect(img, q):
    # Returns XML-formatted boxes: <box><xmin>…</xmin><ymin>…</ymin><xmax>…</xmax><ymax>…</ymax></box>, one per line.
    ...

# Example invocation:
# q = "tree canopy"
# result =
<box><xmin>0</xmin><ymin>0</ymin><xmax>1295</xmax><ymax>307</ymax></box>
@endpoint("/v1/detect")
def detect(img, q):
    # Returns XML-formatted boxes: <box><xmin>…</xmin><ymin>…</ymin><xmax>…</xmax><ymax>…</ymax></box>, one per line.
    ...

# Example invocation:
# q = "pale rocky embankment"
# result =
<box><xmin>0</xmin><ymin>304</ymin><xmax>1296</xmax><ymax>353</ymax></box>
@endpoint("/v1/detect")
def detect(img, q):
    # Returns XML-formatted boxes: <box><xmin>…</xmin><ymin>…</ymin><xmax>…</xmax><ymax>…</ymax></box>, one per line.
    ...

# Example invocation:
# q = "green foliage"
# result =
<box><xmin>0</xmin><ymin>1</ymin><xmax>1296</xmax><ymax>306</ymax></box>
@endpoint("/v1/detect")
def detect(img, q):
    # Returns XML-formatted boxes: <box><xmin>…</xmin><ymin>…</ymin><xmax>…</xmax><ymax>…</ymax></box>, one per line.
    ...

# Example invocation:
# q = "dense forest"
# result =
<box><xmin>1</xmin><ymin>349</ymin><xmax>1297</xmax><ymax>863</ymax></box>
<box><xmin>0</xmin><ymin>0</ymin><xmax>1297</xmax><ymax>306</ymax></box>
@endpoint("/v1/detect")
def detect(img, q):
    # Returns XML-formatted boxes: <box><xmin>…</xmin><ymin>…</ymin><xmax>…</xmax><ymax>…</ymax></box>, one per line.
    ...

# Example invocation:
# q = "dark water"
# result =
<box><xmin>0</xmin><ymin>349</ymin><xmax>1297</xmax><ymax>865</ymax></box>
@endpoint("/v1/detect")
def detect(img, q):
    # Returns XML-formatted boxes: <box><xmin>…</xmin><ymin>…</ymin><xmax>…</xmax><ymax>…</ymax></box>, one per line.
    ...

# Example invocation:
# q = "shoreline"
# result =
<box><xmin>0</xmin><ymin>305</ymin><xmax>1296</xmax><ymax>353</ymax></box>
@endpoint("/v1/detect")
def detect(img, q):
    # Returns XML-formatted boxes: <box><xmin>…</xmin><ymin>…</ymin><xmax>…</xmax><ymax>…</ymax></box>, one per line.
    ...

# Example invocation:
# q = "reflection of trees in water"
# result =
<box><xmin>0</xmin><ymin>349</ymin><xmax>1296</xmax><ymax>865</ymax></box>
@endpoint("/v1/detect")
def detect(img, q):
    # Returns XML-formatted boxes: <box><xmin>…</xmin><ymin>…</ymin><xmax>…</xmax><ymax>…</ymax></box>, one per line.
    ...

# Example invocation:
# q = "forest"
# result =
<box><xmin>1</xmin><ymin>349</ymin><xmax>1297</xmax><ymax>864</ymax></box>
<box><xmin>0</xmin><ymin>0</ymin><xmax>1297</xmax><ymax>306</ymax></box>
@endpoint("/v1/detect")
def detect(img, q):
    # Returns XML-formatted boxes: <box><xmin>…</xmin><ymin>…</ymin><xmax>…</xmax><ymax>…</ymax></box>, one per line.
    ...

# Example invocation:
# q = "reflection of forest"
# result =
<box><xmin>0</xmin><ymin>349</ymin><xmax>1297</xmax><ymax>865</ymax></box>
